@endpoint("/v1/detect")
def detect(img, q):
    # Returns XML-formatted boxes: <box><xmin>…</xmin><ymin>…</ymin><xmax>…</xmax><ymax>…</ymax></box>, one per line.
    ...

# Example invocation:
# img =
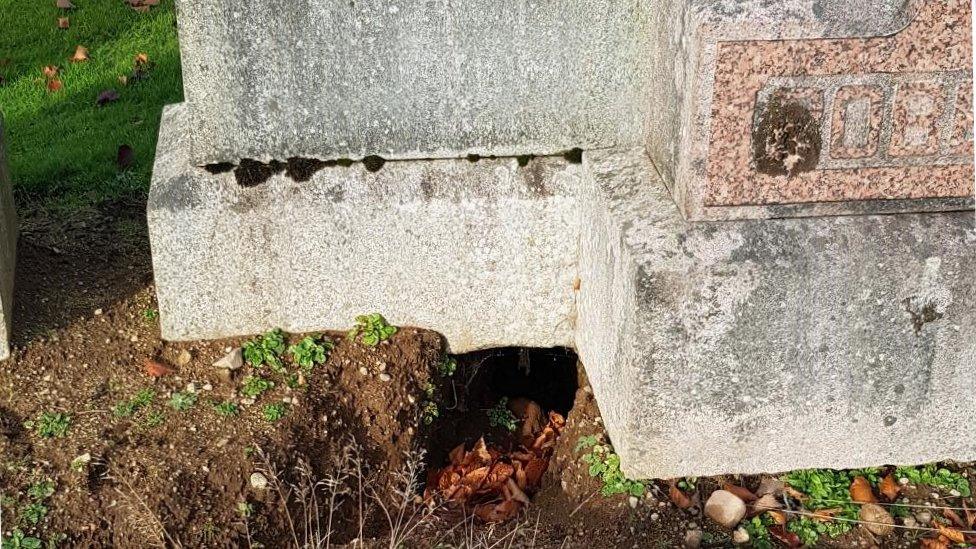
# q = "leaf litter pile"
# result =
<box><xmin>425</xmin><ymin>407</ymin><xmax>565</xmax><ymax>523</ymax></box>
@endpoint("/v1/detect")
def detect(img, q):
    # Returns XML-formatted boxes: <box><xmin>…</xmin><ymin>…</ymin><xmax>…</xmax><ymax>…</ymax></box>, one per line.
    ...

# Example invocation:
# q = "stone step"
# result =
<box><xmin>148</xmin><ymin>103</ymin><xmax>581</xmax><ymax>352</ymax></box>
<box><xmin>576</xmin><ymin>149</ymin><xmax>976</xmax><ymax>479</ymax></box>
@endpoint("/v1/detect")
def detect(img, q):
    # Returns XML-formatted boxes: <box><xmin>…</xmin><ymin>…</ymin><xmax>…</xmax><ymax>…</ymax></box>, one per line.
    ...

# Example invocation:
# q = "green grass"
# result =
<box><xmin>0</xmin><ymin>0</ymin><xmax>182</xmax><ymax>212</ymax></box>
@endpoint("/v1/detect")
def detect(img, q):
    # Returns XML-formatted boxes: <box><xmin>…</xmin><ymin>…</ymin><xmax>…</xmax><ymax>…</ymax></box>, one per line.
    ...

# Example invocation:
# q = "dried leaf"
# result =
<box><xmin>784</xmin><ymin>486</ymin><xmax>808</xmax><ymax>502</ymax></box>
<box><xmin>919</xmin><ymin>538</ymin><xmax>950</xmax><ymax>549</ymax></box>
<box><xmin>722</xmin><ymin>482</ymin><xmax>758</xmax><ymax>503</ymax></box>
<box><xmin>460</xmin><ymin>466</ymin><xmax>488</xmax><ymax>491</ymax></box>
<box><xmin>505</xmin><ymin>478</ymin><xmax>530</xmax><ymax>505</ymax></box>
<box><xmin>859</xmin><ymin>503</ymin><xmax>894</xmax><ymax>537</ymax></box>
<box><xmin>523</xmin><ymin>458</ymin><xmax>548</xmax><ymax>489</ymax></box>
<box><xmin>669</xmin><ymin>482</ymin><xmax>693</xmax><ymax>509</ymax></box>
<box><xmin>70</xmin><ymin>45</ymin><xmax>89</xmax><ymax>63</ymax></box>
<box><xmin>134</xmin><ymin>53</ymin><xmax>149</xmax><ymax>67</ymax></box>
<box><xmin>56</xmin><ymin>0</ymin><xmax>75</xmax><ymax>8</ymax></box>
<box><xmin>144</xmin><ymin>358</ymin><xmax>172</xmax><ymax>377</ymax></box>
<box><xmin>768</xmin><ymin>525</ymin><xmax>801</xmax><ymax>548</ymax></box>
<box><xmin>878</xmin><ymin>474</ymin><xmax>900</xmax><ymax>501</ymax></box>
<box><xmin>810</xmin><ymin>507</ymin><xmax>844</xmax><ymax>521</ymax></box>
<box><xmin>767</xmin><ymin>510</ymin><xmax>787</xmax><ymax>525</ymax></box>
<box><xmin>43</xmin><ymin>65</ymin><xmax>59</xmax><ymax>79</ymax></box>
<box><xmin>474</xmin><ymin>499</ymin><xmax>521</xmax><ymax>523</ymax></box>
<box><xmin>96</xmin><ymin>89</ymin><xmax>119</xmax><ymax>106</ymax></box>
<box><xmin>117</xmin><ymin>144</ymin><xmax>135</xmax><ymax>170</ymax></box>
<box><xmin>849</xmin><ymin>476</ymin><xmax>877</xmax><ymax>504</ymax></box>
<box><xmin>58</xmin><ymin>17</ymin><xmax>69</xmax><ymax>29</ymax></box>
<box><xmin>964</xmin><ymin>501</ymin><xmax>976</xmax><ymax>528</ymax></box>
<box><xmin>757</xmin><ymin>477</ymin><xmax>785</xmax><ymax>497</ymax></box>
<box><xmin>750</xmin><ymin>493</ymin><xmax>783</xmax><ymax>515</ymax></box>
<box><xmin>117</xmin><ymin>75</ymin><xmax>128</xmax><ymax>86</ymax></box>
<box><xmin>483</xmin><ymin>461</ymin><xmax>514</xmax><ymax>492</ymax></box>
<box><xmin>132</xmin><ymin>5</ymin><xmax>150</xmax><ymax>12</ymax></box>
<box><xmin>448</xmin><ymin>443</ymin><xmax>465</xmax><ymax>466</ymax></box>
<box><xmin>935</xmin><ymin>523</ymin><xmax>965</xmax><ymax>544</ymax></box>
<box><xmin>943</xmin><ymin>509</ymin><xmax>967</xmax><ymax>529</ymax></box>
<box><xmin>46</xmin><ymin>79</ymin><xmax>63</xmax><ymax>92</ymax></box>
<box><xmin>509</xmin><ymin>397</ymin><xmax>544</xmax><ymax>441</ymax></box>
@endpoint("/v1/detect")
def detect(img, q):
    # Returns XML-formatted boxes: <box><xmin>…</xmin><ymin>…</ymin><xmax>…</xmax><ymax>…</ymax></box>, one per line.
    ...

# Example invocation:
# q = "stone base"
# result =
<box><xmin>0</xmin><ymin>118</ymin><xmax>16</xmax><ymax>360</ymax></box>
<box><xmin>577</xmin><ymin>149</ymin><xmax>976</xmax><ymax>479</ymax></box>
<box><xmin>148</xmin><ymin>104</ymin><xmax>581</xmax><ymax>353</ymax></box>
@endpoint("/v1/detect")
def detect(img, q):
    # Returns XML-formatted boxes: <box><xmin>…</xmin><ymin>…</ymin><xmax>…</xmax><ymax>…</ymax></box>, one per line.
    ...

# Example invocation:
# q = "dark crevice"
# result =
<box><xmin>209</xmin><ymin>148</ymin><xmax>586</xmax><ymax>187</ymax></box>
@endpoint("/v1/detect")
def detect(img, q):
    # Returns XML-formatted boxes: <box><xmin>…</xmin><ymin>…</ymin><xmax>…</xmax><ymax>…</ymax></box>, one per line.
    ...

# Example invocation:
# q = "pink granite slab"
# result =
<box><xmin>705</xmin><ymin>0</ymin><xmax>974</xmax><ymax>208</ymax></box>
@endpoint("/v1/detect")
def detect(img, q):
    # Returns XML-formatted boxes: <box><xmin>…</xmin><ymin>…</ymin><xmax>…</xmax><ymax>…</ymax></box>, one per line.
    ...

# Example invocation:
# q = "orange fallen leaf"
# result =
<box><xmin>878</xmin><ymin>474</ymin><xmax>900</xmax><ymax>501</ymax></box>
<box><xmin>56</xmin><ymin>0</ymin><xmax>75</xmax><ymax>8</ymax></box>
<box><xmin>810</xmin><ymin>507</ymin><xmax>844</xmax><ymax>521</ymax></box>
<box><xmin>474</xmin><ymin>499</ymin><xmax>520</xmax><ymax>523</ymax></box>
<box><xmin>58</xmin><ymin>17</ymin><xmax>69</xmax><ymax>29</ymax></box>
<box><xmin>935</xmin><ymin>523</ymin><xmax>965</xmax><ymax>544</ymax></box>
<box><xmin>43</xmin><ymin>65</ymin><xmax>59</xmax><ymax>79</ymax></box>
<box><xmin>460</xmin><ymin>466</ymin><xmax>488</xmax><ymax>490</ymax></box>
<box><xmin>784</xmin><ymin>486</ymin><xmax>808</xmax><ymax>502</ymax></box>
<box><xmin>134</xmin><ymin>53</ymin><xmax>149</xmax><ymax>67</ymax></box>
<box><xmin>504</xmin><ymin>478</ymin><xmax>530</xmax><ymax>505</ymax></box>
<box><xmin>46</xmin><ymin>79</ymin><xmax>63</xmax><ymax>92</ymax></box>
<box><xmin>71</xmin><ymin>45</ymin><xmax>89</xmax><ymax>63</ymax></box>
<box><xmin>768</xmin><ymin>525</ymin><xmax>801</xmax><ymax>548</ymax></box>
<box><xmin>849</xmin><ymin>476</ymin><xmax>877</xmax><ymax>504</ymax></box>
<box><xmin>964</xmin><ymin>501</ymin><xmax>976</xmax><ymax>528</ymax></box>
<box><xmin>483</xmin><ymin>461</ymin><xmax>514</xmax><ymax>492</ymax></box>
<box><xmin>523</xmin><ymin>458</ymin><xmax>548</xmax><ymax>489</ymax></box>
<box><xmin>768</xmin><ymin>510</ymin><xmax>787</xmax><ymax>525</ymax></box>
<box><xmin>722</xmin><ymin>482</ymin><xmax>758</xmax><ymax>503</ymax></box>
<box><xmin>448</xmin><ymin>443</ymin><xmax>465</xmax><ymax>466</ymax></box>
<box><xmin>669</xmin><ymin>481</ymin><xmax>693</xmax><ymax>509</ymax></box>
<box><xmin>144</xmin><ymin>358</ymin><xmax>172</xmax><ymax>377</ymax></box>
<box><xmin>919</xmin><ymin>538</ymin><xmax>950</xmax><ymax>549</ymax></box>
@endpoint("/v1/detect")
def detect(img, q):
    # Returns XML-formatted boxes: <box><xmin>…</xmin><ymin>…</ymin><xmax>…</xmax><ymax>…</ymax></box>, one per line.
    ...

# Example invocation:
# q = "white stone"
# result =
<box><xmin>213</xmin><ymin>348</ymin><xmax>243</xmax><ymax>370</ymax></box>
<box><xmin>703</xmin><ymin>490</ymin><xmax>747</xmax><ymax>529</ymax></box>
<box><xmin>249</xmin><ymin>472</ymin><xmax>268</xmax><ymax>490</ymax></box>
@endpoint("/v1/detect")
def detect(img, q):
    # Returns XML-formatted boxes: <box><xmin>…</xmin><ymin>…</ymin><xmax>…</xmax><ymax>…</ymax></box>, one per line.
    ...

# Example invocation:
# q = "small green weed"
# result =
<box><xmin>2</xmin><ymin>530</ymin><xmax>42</xmax><ymax>549</ymax></box>
<box><xmin>26</xmin><ymin>412</ymin><xmax>71</xmax><ymax>439</ymax></box>
<box><xmin>167</xmin><ymin>391</ymin><xmax>198</xmax><ymax>411</ymax></box>
<box><xmin>421</xmin><ymin>382</ymin><xmax>435</xmax><ymax>399</ymax></box>
<box><xmin>261</xmin><ymin>402</ymin><xmax>288</xmax><ymax>422</ymax></box>
<box><xmin>20</xmin><ymin>502</ymin><xmax>47</xmax><ymax>526</ymax></box>
<box><xmin>143</xmin><ymin>410</ymin><xmax>165</xmax><ymax>428</ymax></box>
<box><xmin>287</xmin><ymin>335</ymin><xmax>333</xmax><ymax>373</ymax></box>
<box><xmin>576</xmin><ymin>435</ymin><xmax>645</xmax><ymax>497</ymax></box>
<box><xmin>142</xmin><ymin>308</ymin><xmax>159</xmax><ymax>322</ymax></box>
<box><xmin>420</xmin><ymin>401</ymin><xmax>439</xmax><ymax>425</ymax></box>
<box><xmin>895</xmin><ymin>464</ymin><xmax>971</xmax><ymax>496</ymax></box>
<box><xmin>27</xmin><ymin>480</ymin><xmax>54</xmax><ymax>501</ymax></box>
<box><xmin>243</xmin><ymin>329</ymin><xmax>287</xmax><ymax>372</ymax></box>
<box><xmin>237</xmin><ymin>501</ymin><xmax>254</xmax><ymax>518</ymax></box>
<box><xmin>782</xmin><ymin>469</ymin><xmax>868</xmax><ymax>543</ymax></box>
<box><xmin>437</xmin><ymin>357</ymin><xmax>457</xmax><ymax>377</ymax></box>
<box><xmin>348</xmin><ymin>313</ymin><xmax>397</xmax><ymax>346</ymax></box>
<box><xmin>743</xmin><ymin>515</ymin><xmax>774</xmax><ymax>549</ymax></box>
<box><xmin>213</xmin><ymin>401</ymin><xmax>240</xmax><ymax>417</ymax></box>
<box><xmin>487</xmin><ymin>397</ymin><xmax>519</xmax><ymax>432</ymax></box>
<box><xmin>676</xmin><ymin>477</ymin><xmax>697</xmax><ymax>492</ymax></box>
<box><xmin>241</xmin><ymin>376</ymin><xmax>274</xmax><ymax>398</ymax></box>
<box><xmin>113</xmin><ymin>388</ymin><xmax>155</xmax><ymax>417</ymax></box>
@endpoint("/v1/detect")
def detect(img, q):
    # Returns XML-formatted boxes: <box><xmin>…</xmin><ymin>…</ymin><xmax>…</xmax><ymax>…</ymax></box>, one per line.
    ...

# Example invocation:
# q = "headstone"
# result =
<box><xmin>174</xmin><ymin>0</ymin><xmax>650</xmax><ymax>165</ymax></box>
<box><xmin>576</xmin><ymin>149</ymin><xmax>976</xmax><ymax>479</ymax></box>
<box><xmin>150</xmin><ymin>0</ymin><xmax>976</xmax><ymax>478</ymax></box>
<box><xmin>0</xmin><ymin>118</ymin><xmax>17</xmax><ymax>360</ymax></box>
<box><xmin>650</xmin><ymin>0</ymin><xmax>974</xmax><ymax>221</ymax></box>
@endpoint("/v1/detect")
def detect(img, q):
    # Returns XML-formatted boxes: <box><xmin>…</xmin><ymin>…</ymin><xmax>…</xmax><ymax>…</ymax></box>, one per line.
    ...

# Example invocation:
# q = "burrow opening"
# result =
<box><xmin>425</xmin><ymin>346</ymin><xmax>579</xmax><ymax>471</ymax></box>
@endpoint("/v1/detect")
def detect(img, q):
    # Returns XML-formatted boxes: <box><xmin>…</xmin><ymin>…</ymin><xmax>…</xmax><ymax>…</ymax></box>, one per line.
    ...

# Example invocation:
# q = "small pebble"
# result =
<box><xmin>249</xmin><ymin>472</ymin><xmax>268</xmax><ymax>490</ymax></box>
<box><xmin>359</xmin><ymin>367</ymin><xmax>368</xmax><ymax>376</ymax></box>
<box><xmin>202</xmin><ymin>383</ymin><xmax>213</xmax><ymax>391</ymax></box>
<box><xmin>732</xmin><ymin>527</ymin><xmax>749</xmax><ymax>545</ymax></box>
<box><xmin>650</xmin><ymin>513</ymin><xmax>659</xmax><ymax>521</ymax></box>
<box><xmin>130</xmin><ymin>335</ymin><xmax>138</xmax><ymax>342</ymax></box>
<box><xmin>94</xmin><ymin>308</ymin><xmax>103</xmax><ymax>315</ymax></box>
<box><xmin>176</xmin><ymin>349</ymin><xmax>193</xmax><ymax>367</ymax></box>
<box><xmin>628</xmin><ymin>496</ymin><xmax>638</xmax><ymax>508</ymax></box>
<box><xmin>379</xmin><ymin>373</ymin><xmax>392</xmax><ymax>382</ymax></box>
<box><xmin>950</xmin><ymin>489</ymin><xmax>961</xmax><ymax>497</ymax></box>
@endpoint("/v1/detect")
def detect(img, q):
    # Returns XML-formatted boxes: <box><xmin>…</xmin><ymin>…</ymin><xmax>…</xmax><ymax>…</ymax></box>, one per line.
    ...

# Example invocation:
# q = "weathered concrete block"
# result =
<box><xmin>648</xmin><ymin>0</ymin><xmax>974</xmax><ymax>220</ymax></box>
<box><xmin>577</xmin><ymin>149</ymin><xmax>976</xmax><ymax>479</ymax></box>
<box><xmin>148</xmin><ymin>104</ymin><xmax>580</xmax><ymax>352</ymax></box>
<box><xmin>175</xmin><ymin>0</ymin><xmax>650</xmax><ymax>166</ymax></box>
<box><xmin>0</xmin><ymin>118</ymin><xmax>16</xmax><ymax>360</ymax></box>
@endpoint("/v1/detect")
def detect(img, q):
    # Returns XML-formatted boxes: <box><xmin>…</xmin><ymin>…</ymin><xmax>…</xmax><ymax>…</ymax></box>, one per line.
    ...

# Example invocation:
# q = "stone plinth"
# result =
<box><xmin>577</xmin><ymin>149</ymin><xmax>976</xmax><ymax>479</ymax></box>
<box><xmin>650</xmin><ymin>0</ymin><xmax>975</xmax><ymax>221</ymax></box>
<box><xmin>148</xmin><ymin>104</ymin><xmax>580</xmax><ymax>353</ymax></box>
<box><xmin>0</xmin><ymin>118</ymin><xmax>16</xmax><ymax>360</ymax></box>
<box><xmin>174</xmin><ymin>0</ymin><xmax>649</xmax><ymax>166</ymax></box>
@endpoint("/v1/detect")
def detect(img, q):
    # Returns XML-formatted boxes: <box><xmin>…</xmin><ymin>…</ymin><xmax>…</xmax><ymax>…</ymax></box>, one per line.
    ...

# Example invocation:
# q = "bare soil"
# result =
<box><xmin>1</xmin><ymin>200</ymin><xmax>972</xmax><ymax>548</ymax></box>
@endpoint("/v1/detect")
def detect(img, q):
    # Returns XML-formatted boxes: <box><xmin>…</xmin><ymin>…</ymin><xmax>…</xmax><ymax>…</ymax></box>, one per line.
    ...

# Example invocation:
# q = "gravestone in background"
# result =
<box><xmin>149</xmin><ymin>0</ymin><xmax>976</xmax><ymax>478</ymax></box>
<box><xmin>0</xmin><ymin>117</ymin><xmax>17</xmax><ymax>360</ymax></box>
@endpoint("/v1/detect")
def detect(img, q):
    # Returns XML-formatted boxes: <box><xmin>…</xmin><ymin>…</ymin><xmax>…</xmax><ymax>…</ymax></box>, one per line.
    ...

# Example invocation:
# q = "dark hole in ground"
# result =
<box><xmin>563</xmin><ymin>148</ymin><xmax>583</xmax><ymax>164</ymax></box>
<box><xmin>425</xmin><ymin>346</ymin><xmax>579</xmax><ymax>469</ymax></box>
<box><xmin>204</xmin><ymin>162</ymin><xmax>235</xmax><ymax>175</ymax></box>
<box><xmin>517</xmin><ymin>154</ymin><xmax>534</xmax><ymax>167</ymax></box>
<box><xmin>285</xmin><ymin>157</ymin><xmax>333</xmax><ymax>182</ymax></box>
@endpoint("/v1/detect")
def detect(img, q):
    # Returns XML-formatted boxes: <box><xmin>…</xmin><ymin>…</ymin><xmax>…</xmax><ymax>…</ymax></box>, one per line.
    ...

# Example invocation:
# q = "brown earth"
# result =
<box><xmin>1</xmin><ymin>199</ymin><xmax>973</xmax><ymax>548</ymax></box>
